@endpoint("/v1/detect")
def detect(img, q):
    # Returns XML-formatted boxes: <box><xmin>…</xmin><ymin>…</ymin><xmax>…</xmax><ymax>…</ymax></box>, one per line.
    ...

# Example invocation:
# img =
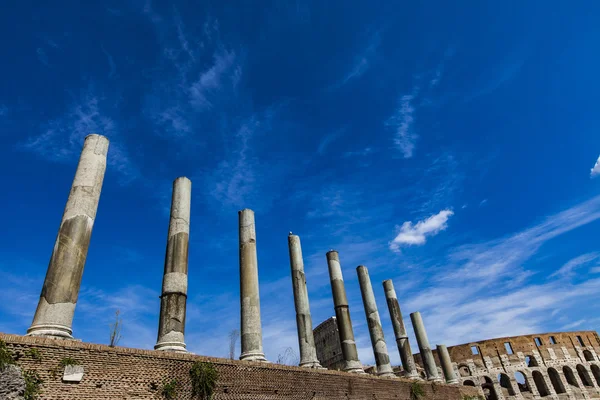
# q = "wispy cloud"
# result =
<box><xmin>340</xmin><ymin>31</ymin><xmax>381</xmax><ymax>86</ymax></box>
<box><xmin>36</xmin><ymin>48</ymin><xmax>49</xmax><ymax>66</ymax></box>
<box><xmin>550</xmin><ymin>252</ymin><xmax>600</xmax><ymax>278</ymax></box>
<box><xmin>100</xmin><ymin>45</ymin><xmax>116</xmax><ymax>78</ymax></box>
<box><xmin>399</xmin><ymin>194</ymin><xmax>600</xmax><ymax>346</ymax></box>
<box><xmin>386</xmin><ymin>94</ymin><xmax>417</xmax><ymax>158</ymax></box>
<box><xmin>189</xmin><ymin>49</ymin><xmax>238</xmax><ymax>111</ymax></box>
<box><xmin>591</xmin><ymin>155</ymin><xmax>600</xmax><ymax>177</ymax></box>
<box><xmin>317</xmin><ymin>129</ymin><xmax>344</xmax><ymax>155</ymax></box>
<box><xmin>20</xmin><ymin>88</ymin><xmax>139</xmax><ymax>184</ymax></box>
<box><xmin>389</xmin><ymin>209</ymin><xmax>454</xmax><ymax>251</ymax></box>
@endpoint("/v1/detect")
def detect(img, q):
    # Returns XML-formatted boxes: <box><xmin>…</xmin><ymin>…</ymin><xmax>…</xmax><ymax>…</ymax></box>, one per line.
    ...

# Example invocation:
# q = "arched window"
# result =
<box><xmin>481</xmin><ymin>376</ymin><xmax>498</xmax><ymax>400</ymax></box>
<box><xmin>563</xmin><ymin>366</ymin><xmax>579</xmax><ymax>387</ymax></box>
<box><xmin>589</xmin><ymin>364</ymin><xmax>600</xmax><ymax>386</ymax></box>
<box><xmin>463</xmin><ymin>380</ymin><xmax>476</xmax><ymax>386</ymax></box>
<box><xmin>548</xmin><ymin>368</ymin><xmax>566</xmax><ymax>394</ymax></box>
<box><xmin>576</xmin><ymin>364</ymin><xmax>593</xmax><ymax>387</ymax></box>
<box><xmin>583</xmin><ymin>350</ymin><xmax>595</xmax><ymax>362</ymax></box>
<box><xmin>514</xmin><ymin>371</ymin><xmax>530</xmax><ymax>393</ymax></box>
<box><xmin>498</xmin><ymin>373</ymin><xmax>515</xmax><ymax>396</ymax></box>
<box><xmin>525</xmin><ymin>355</ymin><xmax>538</xmax><ymax>367</ymax></box>
<box><xmin>458</xmin><ymin>364</ymin><xmax>471</xmax><ymax>377</ymax></box>
<box><xmin>532</xmin><ymin>370</ymin><xmax>550</xmax><ymax>397</ymax></box>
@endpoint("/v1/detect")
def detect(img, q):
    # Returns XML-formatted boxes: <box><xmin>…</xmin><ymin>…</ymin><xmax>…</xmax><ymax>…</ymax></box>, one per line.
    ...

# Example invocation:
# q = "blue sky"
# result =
<box><xmin>1</xmin><ymin>1</ymin><xmax>600</xmax><ymax>366</ymax></box>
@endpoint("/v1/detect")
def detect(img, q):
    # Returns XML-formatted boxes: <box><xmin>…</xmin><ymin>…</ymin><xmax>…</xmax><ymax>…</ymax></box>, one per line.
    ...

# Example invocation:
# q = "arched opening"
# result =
<box><xmin>563</xmin><ymin>366</ymin><xmax>579</xmax><ymax>387</ymax></box>
<box><xmin>525</xmin><ymin>355</ymin><xmax>538</xmax><ymax>367</ymax></box>
<box><xmin>464</xmin><ymin>380</ymin><xmax>476</xmax><ymax>386</ymax></box>
<box><xmin>583</xmin><ymin>350</ymin><xmax>595</xmax><ymax>362</ymax></box>
<box><xmin>576</xmin><ymin>364</ymin><xmax>593</xmax><ymax>387</ymax></box>
<box><xmin>498</xmin><ymin>373</ymin><xmax>516</xmax><ymax>396</ymax></box>
<box><xmin>532</xmin><ymin>371</ymin><xmax>550</xmax><ymax>397</ymax></box>
<box><xmin>481</xmin><ymin>376</ymin><xmax>498</xmax><ymax>400</ymax></box>
<box><xmin>590</xmin><ymin>364</ymin><xmax>600</xmax><ymax>386</ymax></box>
<box><xmin>548</xmin><ymin>367</ymin><xmax>566</xmax><ymax>394</ymax></box>
<box><xmin>459</xmin><ymin>364</ymin><xmax>471</xmax><ymax>377</ymax></box>
<box><xmin>515</xmin><ymin>371</ymin><xmax>531</xmax><ymax>393</ymax></box>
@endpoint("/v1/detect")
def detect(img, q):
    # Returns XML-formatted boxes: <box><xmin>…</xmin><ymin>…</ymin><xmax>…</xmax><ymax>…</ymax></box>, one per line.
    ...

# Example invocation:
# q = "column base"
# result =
<box><xmin>378</xmin><ymin>371</ymin><xmax>398</xmax><ymax>378</ymax></box>
<box><xmin>344</xmin><ymin>360</ymin><xmax>366</xmax><ymax>374</ymax></box>
<box><xmin>154</xmin><ymin>341</ymin><xmax>187</xmax><ymax>353</ymax></box>
<box><xmin>427</xmin><ymin>376</ymin><xmax>443</xmax><ymax>383</ymax></box>
<box><xmin>446</xmin><ymin>379</ymin><xmax>459</xmax><ymax>385</ymax></box>
<box><xmin>27</xmin><ymin>324</ymin><xmax>73</xmax><ymax>339</ymax></box>
<box><xmin>240</xmin><ymin>351</ymin><xmax>267</xmax><ymax>362</ymax></box>
<box><xmin>299</xmin><ymin>361</ymin><xmax>326</xmax><ymax>369</ymax></box>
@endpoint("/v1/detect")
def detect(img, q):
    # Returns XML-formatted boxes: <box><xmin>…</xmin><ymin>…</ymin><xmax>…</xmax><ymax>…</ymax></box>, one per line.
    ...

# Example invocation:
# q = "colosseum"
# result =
<box><xmin>314</xmin><ymin>318</ymin><xmax>600</xmax><ymax>400</ymax></box>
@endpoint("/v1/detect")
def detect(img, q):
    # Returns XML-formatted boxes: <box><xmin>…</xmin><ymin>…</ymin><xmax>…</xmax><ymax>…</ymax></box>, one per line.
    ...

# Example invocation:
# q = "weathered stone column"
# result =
<box><xmin>239</xmin><ymin>209</ymin><xmax>267</xmax><ymax>362</ymax></box>
<box><xmin>326</xmin><ymin>250</ymin><xmax>364</xmax><ymax>373</ymax></box>
<box><xmin>437</xmin><ymin>344</ymin><xmax>458</xmax><ymax>384</ymax></box>
<box><xmin>357</xmin><ymin>266</ymin><xmax>396</xmax><ymax>378</ymax></box>
<box><xmin>288</xmin><ymin>233</ymin><xmax>322</xmax><ymax>368</ymax></box>
<box><xmin>155</xmin><ymin>177</ymin><xmax>191</xmax><ymax>352</ymax></box>
<box><xmin>382</xmin><ymin>279</ymin><xmax>419</xmax><ymax>379</ymax></box>
<box><xmin>410</xmin><ymin>311</ymin><xmax>441</xmax><ymax>381</ymax></box>
<box><xmin>27</xmin><ymin>134</ymin><xmax>109</xmax><ymax>339</ymax></box>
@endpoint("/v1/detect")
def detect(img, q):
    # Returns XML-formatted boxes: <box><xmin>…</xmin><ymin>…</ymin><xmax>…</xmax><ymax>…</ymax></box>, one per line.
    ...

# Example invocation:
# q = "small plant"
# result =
<box><xmin>0</xmin><ymin>339</ymin><xmax>15</xmax><ymax>370</ymax></box>
<box><xmin>48</xmin><ymin>366</ymin><xmax>60</xmax><ymax>379</ymax></box>
<box><xmin>109</xmin><ymin>309</ymin><xmax>123</xmax><ymax>347</ymax></box>
<box><xmin>26</xmin><ymin>348</ymin><xmax>43</xmax><ymax>362</ymax></box>
<box><xmin>23</xmin><ymin>370</ymin><xmax>43</xmax><ymax>400</ymax></box>
<box><xmin>59</xmin><ymin>357</ymin><xmax>80</xmax><ymax>367</ymax></box>
<box><xmin>190</xmin><ymin>361</ymin><xmax>219</xmax><ymax>399</ymax></box>
<box><xmin>161</xmin><ymin>379</ymin><xmax>179</xmax><ymax>399</ymax></box>
<box><xmin>410</xmin><ymin>381</ymin><xmax>425</xmax><ymax>400</ymax></box>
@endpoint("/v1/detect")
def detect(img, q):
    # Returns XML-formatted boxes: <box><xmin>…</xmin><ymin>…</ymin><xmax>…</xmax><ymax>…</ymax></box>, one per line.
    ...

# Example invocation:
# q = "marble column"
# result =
<box><xmin>382</xmin><ymin>279</ymin><xmax>419</xmax><ymax>379</ymax></box>
<box><xmin>155</xmin><ymin>177</ymin><xmax>191</xmax><ymax>352</ymax></box>
<box><xmin>356</xmin><ymin>265</ymin><xmax>395</xmax><ymax>378</ymax></box>
<box><xmin>326</xmin><ymin>250</ymin><xmax>364</xmax><ymax>374</ymax></box>
<box><xmin>410</xmin><ymin>311</ymin><xmax>441</xmax><ymax>381</ymax></box>
<box><xmin>239</xmin><ymin>209</ymin><xmax>267</xmax><ymax>362</ymax></box>
<box><xmin>288</xmin><ymin>233</ymin><xmax>322</xmax><ymax>368</ymax></box>
<box><xmin>437</xmin><ymin>344</ymin><xmax>458</xmax><ymax>384</ymax></box>
<box><xmin>27</xmin><ymin>134</ymin><xmax>109</xmax><ymax>339</ymax></box>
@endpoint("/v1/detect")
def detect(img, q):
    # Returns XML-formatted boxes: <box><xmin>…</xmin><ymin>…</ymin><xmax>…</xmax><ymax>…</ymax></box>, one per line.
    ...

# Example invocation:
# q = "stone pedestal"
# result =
<box><xmin>410</xmin><ymin>312</ymin><xmax>441</xmax><ymax>382</ymax></box>
<box><xmin>382</xmin><ymin>279</ymin><xmax>419</xmax><ymax>379</ymax></box>
<box><xmin>288</xmin><ymin>234</ymin><xmax>323</xmax><ymax>368</ymax></box>
<box><xmin>356</xmin><ymin>266</ymin><xmax>395</xmax><ymax>378</ymax></box>
<box><xmin>239</xmin><ymin>209</ymin><xmax>267</xmax><ymax>362</ymax></box>
<box><xmin>326</xmin><ymin>250</ymin><xmax>364</xmax><ymax>374</ymax></box>
<box><xmin>28</xmin><ymin>134</ymin><xmax>109</xmax><ymax>339</ymax></box>
<box><xmin>155</xmin><ymin>177</ymin><xmax>191</xmax><ymax>352</ymax></box>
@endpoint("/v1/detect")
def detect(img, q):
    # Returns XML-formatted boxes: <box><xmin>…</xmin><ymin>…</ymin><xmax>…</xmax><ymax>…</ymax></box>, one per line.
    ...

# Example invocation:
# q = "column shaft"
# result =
<box><xmin>326</xmin><ymin>250</ymin><xmax>364</xmax><ymax>373</ymax></box>
<box><xmin>155</xmin><ymin>177</ymin><xmax>191</xmax><ymax>352</ymax></box>
<box><xmin>28</xmin><ymin>134</ymin><xmax>109</xmax><ymax>339</ymax></box>
<box><xmin>382</xmin><ymin>279</ymin><xmax>419</xmax><ymax>379</ymax></box>
<box><xmin>410</xmin><ymin>311</ymin><xmax>441</xmax><ymax>381</ymax></box>
<box><xmin>239</xmin><ymin>209</ymin><xmax>266</xmax><ymax>362</ymax></box>
<box><xmin>357</xmin><ymin>266</ymin><xmax>395</xmax><ymax>377</ymax></box>
<box><xmin>288</xmin><ymin>234</ymin><xmax>322</xmax><ymax>368</ymax></box>
<box><xmin>437</xmin><ymin>344</ymin><xmax>458</xmax><ymax>384</ymax></box>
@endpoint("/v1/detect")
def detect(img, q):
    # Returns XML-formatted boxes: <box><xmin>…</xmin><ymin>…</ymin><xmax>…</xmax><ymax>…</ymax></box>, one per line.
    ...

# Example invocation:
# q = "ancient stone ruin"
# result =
<box><xmin>0</xmin><ymin>134</ymin><xmax>588</xmax><ymax>399</ymax></box>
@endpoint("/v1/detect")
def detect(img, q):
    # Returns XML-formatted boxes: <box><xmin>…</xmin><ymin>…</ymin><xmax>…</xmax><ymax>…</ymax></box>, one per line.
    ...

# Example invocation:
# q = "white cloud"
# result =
<box><xmin>386</xmin><ymin>94</ymin><xmax>417</xmax><ymax>158</ymax></box>
<box><xmin>591</xmin><ymin>155</ymin><xmax>600</xmax><ymax>177</ymax></box>
<box><xmin>550</xmin><ymin>252</ymin><xmax>600</xmax><ymax>278</ymax></box>
<box><xmin>189</xmin><ymin>49</ymin><xmax>237</xmax><ymax>110</ymax></box>
<box><xmin>389</xmin><ymin>209</ymin><xmax>454</xmax><ymax>251</ymax></box>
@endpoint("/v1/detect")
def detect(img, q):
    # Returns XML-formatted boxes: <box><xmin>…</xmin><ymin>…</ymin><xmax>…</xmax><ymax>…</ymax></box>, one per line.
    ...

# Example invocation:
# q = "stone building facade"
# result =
<box><xmin>415</xmin><ymin>330</ymin><xmax>600</xmax><ymax>400</ymax></box>
<box><xmin>314</xmin><ymin>316</ymin><xmax>345</xmax><ymax>371</ymax></box>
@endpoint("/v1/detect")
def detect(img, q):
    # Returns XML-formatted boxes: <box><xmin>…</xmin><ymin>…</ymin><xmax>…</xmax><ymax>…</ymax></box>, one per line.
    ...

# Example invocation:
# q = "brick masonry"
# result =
<box><xmin>0</xmin><ymin>333</ymin><xmax>479</xmax><ymax>400</ymax></box>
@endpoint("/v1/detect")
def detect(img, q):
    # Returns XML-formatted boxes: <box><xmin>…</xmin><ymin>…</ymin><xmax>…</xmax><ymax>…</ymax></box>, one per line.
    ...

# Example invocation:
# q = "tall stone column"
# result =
<box><xmin>27</xmin><ymin>134</ymin><xmax>109</xmax><ymax>339</ymax></box>
<box><xmin>437</xmin><ymin>344</ymin><xmax>458</xmax><ymax>384</ymax></box>
<box><xmin>326</xmin><ymin>250</ymin><xmax>364</xmax><ymax>374</ymax></box>
<box><xmin>239</xmin><ymin>209</ymin><xmax>267</xmax><ymax>362</ymax></box>
<box><xmin>382</xmin><ymin>279</ymin><xmax>419</xmax><ymax>379</ymax></box>
<box><xmin>410</xmin><ymin>312</ymin><xmax>441</xmax><ymax>381</ymax></box>
<box><xmin>356</xmin><ymin>266</ymin><xmax>395</xmax><ymax>378</ymax></box>
<box><xmin>155</xmin><ymin>177</ymin><xmax>191</xmax><ymax>352</ymax></box>
<box><xmin>288</xmin><ymin>233</ymin><xmax>322</xmax><ymax>368</ymax></box>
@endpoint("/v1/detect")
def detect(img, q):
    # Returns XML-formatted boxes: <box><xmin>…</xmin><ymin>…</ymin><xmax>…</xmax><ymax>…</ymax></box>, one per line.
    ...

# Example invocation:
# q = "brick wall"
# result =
<box><xmin>0</xmin><ymin>333</ymin><xmax>479</xmax><ymax>400</ymax></box>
